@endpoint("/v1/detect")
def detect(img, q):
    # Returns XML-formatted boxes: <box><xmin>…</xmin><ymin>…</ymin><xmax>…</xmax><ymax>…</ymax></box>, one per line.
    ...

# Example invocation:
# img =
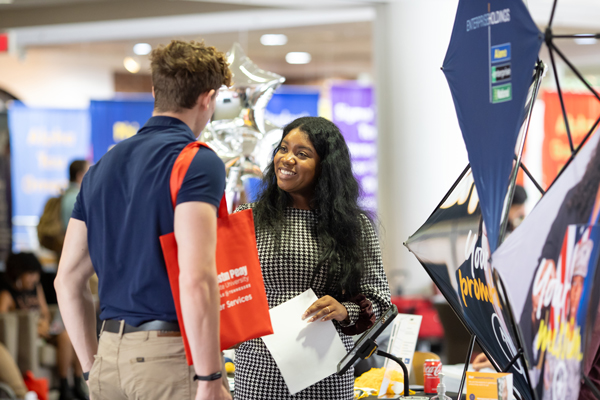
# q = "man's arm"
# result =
<box><xmin>54</xmin><ymin>218</ymin><xmax>97</xmax><ymax>372</ymax></box>
<box><xmin>174</xmin><ymin>201</ymin><xmax>224</xmax><ymax>392</ymax></box>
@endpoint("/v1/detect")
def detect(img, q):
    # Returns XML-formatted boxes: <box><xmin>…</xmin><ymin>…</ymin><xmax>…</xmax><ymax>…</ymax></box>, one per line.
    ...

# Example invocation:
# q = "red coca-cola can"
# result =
<box><xmin>423</xmin><ymin>359</ymin><xmax>442</xmax><ymax>394</ymax></box>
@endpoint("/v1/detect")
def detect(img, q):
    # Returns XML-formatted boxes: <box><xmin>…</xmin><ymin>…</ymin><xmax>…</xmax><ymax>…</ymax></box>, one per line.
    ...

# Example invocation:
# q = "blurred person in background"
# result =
<box><xmin>506</xmin><ymin>184</ymin><xmax>528</xmax><ymax>234</ymax></box>
<box><xmin>61</xmin><ymin>160</ymin><xmax>89</xmax><ymax>231</ymax></box>
<box><xmin>0</xmin><ymin>252</ymin><xmax>86</xmax><ymax>400</ymax></box>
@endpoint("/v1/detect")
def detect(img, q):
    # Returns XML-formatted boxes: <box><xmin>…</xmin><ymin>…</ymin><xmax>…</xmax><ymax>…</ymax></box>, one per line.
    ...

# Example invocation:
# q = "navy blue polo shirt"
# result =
<box><xmin>72</xmin><ymin>116</ymin><xmax>226</xmax><ymax>326</ymax></box>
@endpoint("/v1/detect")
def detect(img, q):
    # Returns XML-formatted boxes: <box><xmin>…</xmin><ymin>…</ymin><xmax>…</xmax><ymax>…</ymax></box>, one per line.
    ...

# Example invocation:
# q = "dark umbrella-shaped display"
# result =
<box><xmin>442</xmin><ymin>0</ymin><xmax>543</xmax><ymax>253</ymax></box>
<box><xmin>405</xmin><ymin>166</ymin><xmax>534</xmax><ymax>400</ymax></box>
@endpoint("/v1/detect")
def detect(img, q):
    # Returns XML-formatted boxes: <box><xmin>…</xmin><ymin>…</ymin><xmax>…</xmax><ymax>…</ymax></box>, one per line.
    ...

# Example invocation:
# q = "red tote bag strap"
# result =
<box><xmin>169</xmin><ymin>141</ymin><xmax>228</xmax><ymax>216</ymax></box>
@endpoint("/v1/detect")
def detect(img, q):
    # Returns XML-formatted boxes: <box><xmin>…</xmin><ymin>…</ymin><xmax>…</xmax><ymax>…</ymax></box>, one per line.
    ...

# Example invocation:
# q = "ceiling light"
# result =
<box><xmin>574</xmin><ymin>37</ymin><xmax>597</xmax><ymax>45</ymax></box>
<box><xmin>133</xmin><ymin>43</ymin><xmax>152</xmax><ymax>55</ymax></box>
<box><xmin>285</xmin><ymin>52</ymin><xmax>311</xmax><ymax>65</ymax></box>
<box><xmin>124</xmin><ymin>57</ymin><xmax>141</xmax><ymax>74</ymax></box>
<box><xmin>260</xmin><ymin>34</ymin><xmax>288</xmax><ymax>46</ymax></box>
<box><xmin>0</xmin><ymin>0</ymin><xmax>14</xmax><ymax>4</ymax></box>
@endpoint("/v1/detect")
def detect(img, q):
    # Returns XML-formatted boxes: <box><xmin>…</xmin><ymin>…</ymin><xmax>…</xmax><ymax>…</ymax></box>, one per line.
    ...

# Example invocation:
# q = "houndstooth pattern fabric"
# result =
<box><xmin>233</xmin><ymin>204</ymin><xmax>392</xmax><ymax>400</ymax></box>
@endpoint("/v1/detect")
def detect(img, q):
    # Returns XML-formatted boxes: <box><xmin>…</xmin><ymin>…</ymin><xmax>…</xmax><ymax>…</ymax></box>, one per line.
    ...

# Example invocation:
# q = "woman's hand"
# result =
<box><xmin>302</xmin><ymin>295</ymin><xmax>348</xmax><ymax>323</ymax></box>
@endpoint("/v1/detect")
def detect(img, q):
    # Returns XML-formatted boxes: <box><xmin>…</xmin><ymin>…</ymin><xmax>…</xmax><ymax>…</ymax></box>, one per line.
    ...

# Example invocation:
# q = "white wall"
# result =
<box><xmin>374</xmin><ymin>1</ymin><xmax>469</xmax><ymax>295</ymax></box>
<box><xmin>0</xmin><ymin>48</ymin><xmax>116</xmax><ymax>108</ymax></box>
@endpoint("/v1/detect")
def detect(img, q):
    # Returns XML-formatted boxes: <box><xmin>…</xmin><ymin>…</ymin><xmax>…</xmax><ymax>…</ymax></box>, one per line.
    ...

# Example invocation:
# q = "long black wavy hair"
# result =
<box><xmin>253</xmin><ymin>116</ymin><xmax>370</xmax><ymax>298</ymax></box>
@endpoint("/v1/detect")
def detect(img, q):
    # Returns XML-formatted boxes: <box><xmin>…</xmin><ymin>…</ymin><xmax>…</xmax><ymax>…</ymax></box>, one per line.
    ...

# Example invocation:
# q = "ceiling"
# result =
<box><xmin>1</xmin><ymin>0</ymin><xmax>599</xmax><ymax>84</ymax></box>
<box><xmin>29</xmin><ymin>21</ymin><xmax>373</xmax><ymax>83</ymax></box>
<box><xmin>31</xmin><ymin>22</ymin><xmax>372</xmax><ymax>83</ymax></box>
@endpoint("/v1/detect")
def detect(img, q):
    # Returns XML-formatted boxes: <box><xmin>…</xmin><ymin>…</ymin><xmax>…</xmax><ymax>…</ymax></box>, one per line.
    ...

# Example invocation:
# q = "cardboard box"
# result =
<box><xmin>466</xmin><ymin>371</ymin><xmax>513</xmax><ymax>400</ymax></box>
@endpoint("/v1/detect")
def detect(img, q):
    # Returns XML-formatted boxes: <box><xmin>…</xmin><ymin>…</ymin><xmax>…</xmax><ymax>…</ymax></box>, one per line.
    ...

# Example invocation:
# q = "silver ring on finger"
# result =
<box><xmin>326</xmin><ymin>306</ymin><xmax>331</xmax><ymax>314</ymax></box>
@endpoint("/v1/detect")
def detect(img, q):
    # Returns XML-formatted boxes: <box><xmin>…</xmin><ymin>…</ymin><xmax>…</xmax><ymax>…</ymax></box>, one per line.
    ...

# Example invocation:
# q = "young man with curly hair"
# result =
<box><xmin>55</xmin><ymin>40</ymin><xmax>232</xmax><ymax>400</ymax></box>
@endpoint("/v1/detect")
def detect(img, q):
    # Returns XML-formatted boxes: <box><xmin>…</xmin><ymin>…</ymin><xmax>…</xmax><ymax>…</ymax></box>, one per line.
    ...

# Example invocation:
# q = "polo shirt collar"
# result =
<box><xmin>140</xmin><ymin>116</ymin><xmax>196</xmax><ymax>141</ymax></box>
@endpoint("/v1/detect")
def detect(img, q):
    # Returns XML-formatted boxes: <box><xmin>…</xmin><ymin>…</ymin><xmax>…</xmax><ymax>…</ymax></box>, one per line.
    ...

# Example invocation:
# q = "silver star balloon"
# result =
<box><xmin>201</xmin><ymin>43</ymin><xmax>285</xmax><ymax>212</ymax></box>
<box><xmin>209</xmin><ymin>42</ymin><xmax>285</xmax><ymax>138</ymax></box>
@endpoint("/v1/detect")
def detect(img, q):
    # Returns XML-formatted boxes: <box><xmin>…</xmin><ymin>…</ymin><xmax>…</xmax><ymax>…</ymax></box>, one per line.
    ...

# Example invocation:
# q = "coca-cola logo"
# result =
<box><xmin>424</xmin><ymin>363</ymin><xmax>442</xmax><ymax>376</ymax></box>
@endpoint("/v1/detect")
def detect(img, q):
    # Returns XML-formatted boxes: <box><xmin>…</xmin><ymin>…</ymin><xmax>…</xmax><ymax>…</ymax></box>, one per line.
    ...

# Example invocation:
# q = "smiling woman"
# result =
<box><xmin>233</xmin><ymin>116</ymin><xmax>392</xmax><ymax>400</ymax></box>
<box><xmin>273</xmin><ymin>128</ymin><xmax>320</xmax><ymax>210</ymax></box>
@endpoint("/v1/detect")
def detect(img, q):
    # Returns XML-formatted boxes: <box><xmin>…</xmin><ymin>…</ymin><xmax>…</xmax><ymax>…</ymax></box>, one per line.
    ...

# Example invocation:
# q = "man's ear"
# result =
<box><xmin>151</xmin><ymin>87</ymin><xmax>155</xmax><ymax>99</ymax></box>
<box><xmin>198</xmin><ymin>89</ymin><xmax>216</xmax><ymax>110</ymax></box>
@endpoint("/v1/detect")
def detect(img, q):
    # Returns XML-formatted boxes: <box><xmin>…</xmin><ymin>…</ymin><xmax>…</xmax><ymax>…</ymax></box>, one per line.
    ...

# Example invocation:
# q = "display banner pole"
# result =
<box><xmin>541</xmin><ymin>21</ymin><xmax>600</xmax><ymax>196</ymax></box>
<box><xmin>516</xmin><ymin>159</ymin><xmax>545</xmax><ymax>195</ymax></box>
<box><xmin>501</xmin><ymin>349</ymin><xmax>528</xmax><ymax>400</ymax></box>
<box><xmin>406</xmin><ymin>253</ymin><xmax>519</xmax><ymax>394</ymax></box>
<box><xmin>582</xmin><ymin>373</ymin><xmax>600</xmax><ymax>400</ymax></box>
<box><xmin>545</xmin><ymin>114</ymin><xmax>600</xmax><ymax>192</ymax></box>
<box><xmin>547</xmin><ymin>43</ymin><xmax>575</xmax><ymax>153</ymax></box>
<box><xmin>492</xmin><ymin>269</ymin><xmax>538</xmax><ymax>400</ymax></box>
<box><xmin>547</xmin><ymin>0</ymin><xmax>559</xmax><ymax>31</ymax></box>
<box><xmin>550</xmin><ymin>43</ymin><xmax>600</xmax><ymax>103</ymax></box>
<box><xmin>552</xmin><ymin>33</ymin><xmax>600</xmax><ymax>40</ymax></box>
<box><xmin>456</xmin><ymin>334</ymin><xmax>477</xmax><ymax>400</ymax></box>
<box><xmin>502</xmin><ymin>348</ymin><xmax>524</xmax><ymax>373</ymax></box>
<box><xmin>421</xmin><ymin>163</ymin><xmax>471</xmax><ymax>223</ymax></box>
<box><xmin>497</xmin><ymin>61</ymin><xmax>545</xmax><ymax>248</ymax></box>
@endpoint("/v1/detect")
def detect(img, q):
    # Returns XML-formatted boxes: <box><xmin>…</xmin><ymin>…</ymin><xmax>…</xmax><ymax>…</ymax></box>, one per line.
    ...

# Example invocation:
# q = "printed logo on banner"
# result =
<box><xmin>8</xmin><ymin>103</ymin><xmax>90</xmax><ymax>250</ymax></box>
<box><xmin>492</xmin><ymin>84</ymin><xmax>512</xmax><ymax>103</ymax></box>
<box><xmin>491</xmin><ymin>313</ymin><xmax>524</xmax><ymax>374</ymax></box>
<box><xmin>113</xmin><ymin>121</ymin><xmax>140</xmax><ymax>142</ymax></box>
<box><xmin>90</xmin><ymin>99</ymin><xmax>153</xmax><ymax>163</ymax></box>
<box><xmin>465</xmin><ymin>8</ymin><xmax>511</xmax><ymax>32</ymax></box>
<box><xmin>491</xmin><ymin>43</ymin><xmax>511</xmax><ymax>63</ymax></box>
<box><xmin>490</xmin><ymin>43</ymin><xmax>512</xmax><ymax>104</ymax></box>
<box><xmin>492</xmin><ymin>64</ymin><xmax>512</xmax><ymax>83</ymax></box>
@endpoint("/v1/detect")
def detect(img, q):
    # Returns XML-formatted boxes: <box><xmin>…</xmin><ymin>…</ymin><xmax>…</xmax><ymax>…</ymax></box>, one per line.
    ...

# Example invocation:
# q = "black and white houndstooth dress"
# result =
<box><xmin>233</xmin><ymin>204</ymin><xmax>392</xmax><ymax>400</ymax></box>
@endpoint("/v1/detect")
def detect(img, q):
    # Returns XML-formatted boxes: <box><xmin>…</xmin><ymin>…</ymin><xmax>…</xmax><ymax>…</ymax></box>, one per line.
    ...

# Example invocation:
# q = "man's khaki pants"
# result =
<box><xmin>89</xmin><ymin>322</ymin><xmax>197</xmax><ymax>400</ymax></box>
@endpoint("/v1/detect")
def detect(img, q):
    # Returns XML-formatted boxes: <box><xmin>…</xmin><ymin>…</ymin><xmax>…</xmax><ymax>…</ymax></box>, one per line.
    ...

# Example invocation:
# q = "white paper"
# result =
<box><xmin>379</xmin><ymin>313</ymin><xmax>422</xmax><ymax>398</ymax></box>
<box><xmin>261</xmin><ymin>289</ymin><xmax>348</xmax><ymax>395</ymax></box>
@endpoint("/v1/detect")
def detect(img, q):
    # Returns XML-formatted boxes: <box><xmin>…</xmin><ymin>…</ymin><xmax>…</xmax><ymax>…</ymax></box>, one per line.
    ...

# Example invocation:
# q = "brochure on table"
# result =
<box><xmin>378</xmin><ymin>313</ymin><xmax>422</xmax><ymax>398</ymax></box>
<box><xmin>467</xmin><ymin>371</ymin><xmax>513</xmax><ymax>400</ymax></box>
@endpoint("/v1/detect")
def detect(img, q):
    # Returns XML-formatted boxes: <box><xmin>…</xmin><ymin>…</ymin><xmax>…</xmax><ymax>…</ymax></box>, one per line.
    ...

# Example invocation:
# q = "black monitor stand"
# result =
<box><xmin>337</xmin><ymin>305</ymin><xmax>430</xmax><ymax>399</ymax></box>
<box><xmin>355</xmin><ymin>337</ymin><xmax>410</xmax><ymax>397</ymax></box>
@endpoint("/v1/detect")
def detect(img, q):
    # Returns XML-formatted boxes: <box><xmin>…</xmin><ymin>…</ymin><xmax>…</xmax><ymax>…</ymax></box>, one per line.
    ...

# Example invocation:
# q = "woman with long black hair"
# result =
<box><xmin>233</xmin><ymin>116</ymin><xmax>391</xmax><ymax>399</ymax></box>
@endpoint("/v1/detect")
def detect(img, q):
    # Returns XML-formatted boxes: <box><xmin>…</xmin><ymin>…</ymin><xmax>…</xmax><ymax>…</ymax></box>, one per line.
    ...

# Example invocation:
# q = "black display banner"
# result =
<box><xmin>406</xmin><ymin>166</ymin><xmax>533</xmax><ymax>400</ymax></box>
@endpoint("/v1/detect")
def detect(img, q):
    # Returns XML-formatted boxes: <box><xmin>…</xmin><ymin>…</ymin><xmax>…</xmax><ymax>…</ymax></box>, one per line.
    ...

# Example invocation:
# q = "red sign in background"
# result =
<box><xmin>541</xmin><ymin>90</ymin><xmax>600</xmax><ymax>189</ymax></box>
<box><xmin>0</xmin><ymin>33</ymin><xmax>8</xmax><ymax>53</ymax></box>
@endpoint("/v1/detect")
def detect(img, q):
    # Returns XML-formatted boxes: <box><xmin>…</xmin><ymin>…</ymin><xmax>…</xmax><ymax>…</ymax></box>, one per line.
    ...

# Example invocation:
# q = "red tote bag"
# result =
<box><xmin>160</xmin><ymin>141</ymin><xmax>273</xmax><ymax>365</ymax></box>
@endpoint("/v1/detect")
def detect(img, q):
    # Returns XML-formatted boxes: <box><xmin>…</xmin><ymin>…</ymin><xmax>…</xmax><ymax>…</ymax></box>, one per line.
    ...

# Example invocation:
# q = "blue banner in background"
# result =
<box><xmin>330</xmin><ymin>84</ymin><xmax>377</xmax><ymax>213</ymax></box>
<box><xmin>265</xmin><ymin>86</ymin><xmax>319</xmax><ymax>127</ymax></box>
<box><xmin>8</xmin><ymin>101</ymin><xmax>90</xmax><ymax>250</ymax></box>
<box><xmin>442</xmin><ymin>0</ymin><xmax>542</xmax><ymax>252</ymax></box>
<box><xmin>90</xmin><ymin>97</ymin><xmax>154</xmax><ymax>162</ymax></box>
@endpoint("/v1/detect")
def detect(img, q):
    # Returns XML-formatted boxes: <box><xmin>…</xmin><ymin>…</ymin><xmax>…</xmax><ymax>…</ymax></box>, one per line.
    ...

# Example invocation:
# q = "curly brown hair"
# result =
<box><xmin>150</xmin><ymin>40</ymin><xmax>232</xmax><ymax>113</ymax></box>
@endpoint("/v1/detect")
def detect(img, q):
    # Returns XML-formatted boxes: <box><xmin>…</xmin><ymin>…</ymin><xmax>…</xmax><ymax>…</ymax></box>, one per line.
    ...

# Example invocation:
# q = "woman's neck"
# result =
<box><xmin>289</xmin><ymin>193</ymin><xmax>312</xmax><ymax>210</ymax></box>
